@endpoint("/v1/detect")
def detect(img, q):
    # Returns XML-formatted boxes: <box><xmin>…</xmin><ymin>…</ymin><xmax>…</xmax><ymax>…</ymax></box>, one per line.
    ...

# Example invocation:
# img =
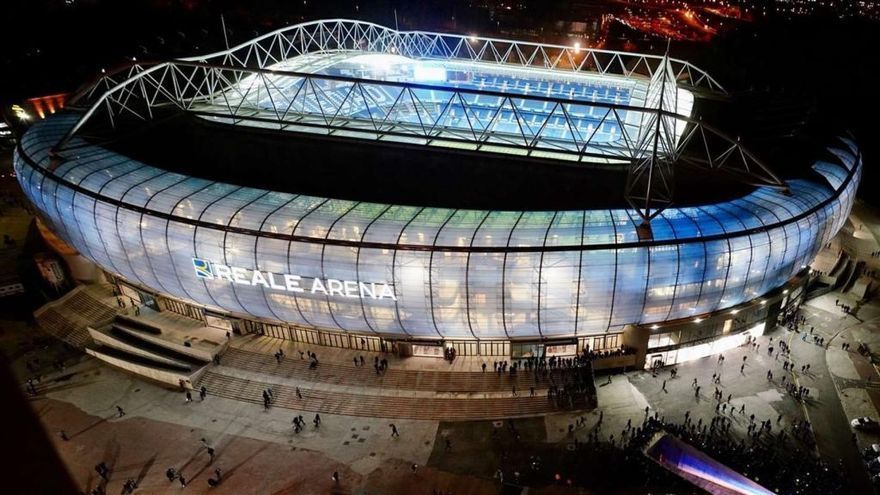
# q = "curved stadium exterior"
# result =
<box><xmin>13</xmin><ymin>20</ymin><xmax>861</xmax><ymax>360</ymax></box>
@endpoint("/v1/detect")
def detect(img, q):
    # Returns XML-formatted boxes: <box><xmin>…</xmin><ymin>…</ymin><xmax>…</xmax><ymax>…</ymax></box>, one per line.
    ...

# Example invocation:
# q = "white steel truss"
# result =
<box><xmin>54</xmin><ymin>19</ymin><xmax>786</xmax><ymax>220</ymax></box>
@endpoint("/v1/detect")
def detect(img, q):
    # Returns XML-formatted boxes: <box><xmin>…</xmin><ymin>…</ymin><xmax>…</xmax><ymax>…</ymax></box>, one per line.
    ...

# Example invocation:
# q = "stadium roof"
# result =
<box><xmin>53</xmin><ymin>19</ymin><xmax>787</xmax><ymax>217</ymax></box>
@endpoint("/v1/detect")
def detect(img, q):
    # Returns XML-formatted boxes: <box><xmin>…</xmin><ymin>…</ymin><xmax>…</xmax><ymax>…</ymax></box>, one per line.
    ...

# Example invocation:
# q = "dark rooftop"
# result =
<box><xmin>101</xmin><ymin>112</ymin><xmax>761</xmax><ymax>211</ymax></box>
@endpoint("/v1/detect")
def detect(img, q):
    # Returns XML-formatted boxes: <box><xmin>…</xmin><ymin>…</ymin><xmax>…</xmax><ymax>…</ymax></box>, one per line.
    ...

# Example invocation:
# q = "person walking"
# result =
<box><xmin>116</xmin><ymin>405</ymin><xmax>125</xmax><ymax>417</ymax></box>
<box><xmin>296</xmin><ymin>387</ymin><xmax>303</xmax><ymax>399</ymax></box>
<box><xmin>332</xmin><ymin>471</ymin><xmax>339</xmax><ymax>484</ymax></box>
<box><xmin>314</xmin><ymin>413</ymin><xmax>321</xmax><ymax>427</ymax></box>
<box><xmin>178</xmin><ymin>475</ymin><xmax>187</xmax><ymax>487</ymax></box>
<box><xmin>207</xmin><ymin>447</ymin><xmax>215</xmax><ymax>462</ymax></box>
<box><xmin>390</xmin><ymin>423</ymin><xmax>400</xmax><ymax>437</ymax></box>
<box><xmin>185</xmin><ymin>391</ymin><xmax>192</xmax><ymax>402</ymax></box>
<box><xmin>200</xmin><ymin>386</ymin><xmax>207</xmax><ymax>401</ymax></box>
<box><xmin>661</xmin><ymin>380</ymin><xmax>667</xmax><ymax>392</ymax></box>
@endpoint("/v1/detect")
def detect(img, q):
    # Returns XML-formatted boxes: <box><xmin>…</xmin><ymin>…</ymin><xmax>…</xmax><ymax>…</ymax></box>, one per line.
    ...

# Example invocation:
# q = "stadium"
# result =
<box><xmin>13</xmin><ymin>19</ymin><xmax>861</xmax><ymax>367</ymax></box>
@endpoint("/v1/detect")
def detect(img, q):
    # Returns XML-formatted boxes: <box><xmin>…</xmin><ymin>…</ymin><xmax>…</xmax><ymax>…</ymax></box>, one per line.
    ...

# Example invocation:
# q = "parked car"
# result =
<box><xmin>852</xmin><ymin>417</ymin><xmax>880</xmax><ymax>431</ymax></box>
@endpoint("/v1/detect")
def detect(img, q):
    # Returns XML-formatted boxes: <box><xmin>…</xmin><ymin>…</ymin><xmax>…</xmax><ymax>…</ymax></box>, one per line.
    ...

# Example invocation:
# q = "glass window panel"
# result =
<box><xmin>509</xmin><ymin>211</ymin><xmax>555</xmax><ymax>247</ymax></box>
<box><xmin>472</xmin><ymin>211</ymin><xmax>520</xmax><ymax>248</ymax></box>
<box><xmin>504</xmin><ymin>252</ymin><xmax>541</xmax><ymax>337</ymax></box>
<box><xmin>359</xmin><ymin>247</ymin><xmax>402</xmax><ymax>334</ymax></box>
<box><xmin>540</xmin><ymin>251</ymin><xmax>580</xmax><ymax>336</ymax></box>
<box><xmin>467</xmin><ymin>251</ymin><xmax>506</xmax><ymax>338</ymax></box>
<box><xmin>577</xmin><ymin>249</ymin><xmax>615</xmax><ymax>335</ymax></box>
<box><xmin>434</xmin><ymin>210</ymin><xmax>488</xmax><ymax>248</ymax></box>
<box><xmin>399</xmin><ymin>208</ymin><xmax>455</xmax><ymax>247</ymax></box>
<box><xmin>431</xmin><ymin>251</ymin><xmax>471</xmax><ymax>338</ymax></box>
<box><xmin>395</xmin><ymin>250</ymin><xmax>437</xmax><ymax>336</ymax></box>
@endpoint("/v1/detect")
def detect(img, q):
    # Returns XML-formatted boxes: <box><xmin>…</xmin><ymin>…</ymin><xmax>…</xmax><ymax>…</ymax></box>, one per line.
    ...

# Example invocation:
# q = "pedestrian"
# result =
<box><xmin>59</xmin><ymin>430</ymin><xmax>69</xmax><ymax>441</ymax></box>
<box><xmin>207</xmin><ymin>447</ymin><xmax>215</xmax><ymax>462</ymax></box>
<box><xmin>332</xmin><ymin>471</ymin><xmax>339</xmax><ymax>483</ymax></box>
<box><xmin>296</xmin><ymin>387</ymin><xmax>303</xmax><ymax>399</ymax></box>
<box><xmin>482</xmin><ymin>363</ymin><xmax>486</xmax><ymax>372</ymax></box>
<box><xmin>165</xmin><ymin>467</ymin><xmax>176</xmax><ymax>482</ymax></box>
<box><xmin>390</xmin><ymin>423</ymin><xmax>399</xmax><ymax>437</ymax></box>
<box><xmin>530</xmin><ymin>386</ymin><xmax>535</xmax><ymax>397</ymax></box>
<box><xmin>116</xmin><ymin>405</ymin><xmax>125</xmax><ymax>417</ymax></box>
<box><xmin>661</xmin><ymin>380</ymin><xmax>667</xmax><ymax>392</ymax></box>
<box><xmin>445</xmin><ymin>437</ymin><xmax>452</xmax><ymax>451</ymax></box>
<box><xmin>179</xmin><ymin>475</ymin><xmax>187</xmax><ymax>487</ymax></box>
<box><xmin>353</xmin><ymin>357</ymin><xmax>359</xmax><ymax>366</ymax></box>
<box><xmin>200</xmin><ymin>386</ymin><xmax>207</xmax><ymax>400</ymax></box>
<box><xmin>360</xmin><ymin>355</ymin><xmax>364</xmax><ymax>366</ymax></box>
<box><xmin>512</xmin><ymin>385</ymin><xmax>517</xmax><ymax>396</ymax></box>
<box><xmin>314</xmin><ymin>413</ymin><xmax>321</xmax><ymax>427</ymax></box>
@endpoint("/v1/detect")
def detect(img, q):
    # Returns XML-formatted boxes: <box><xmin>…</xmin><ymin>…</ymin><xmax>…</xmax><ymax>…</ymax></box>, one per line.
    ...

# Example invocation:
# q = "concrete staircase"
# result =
<box><xmin>194</xmin><ymin>338</ymin><xmax>596</xmax><ymax>421</ymax></box>
<box><xmin>197</xmin><ymin>370</ymin><xmax>577</xmax><ymax>421</ymax></box>
<box><xmin>33</xmin><ymin>284</ymin><xmax>118</xmax><ymax>348</ymax></box>
<box><xmin>85</xmin><ymin>310</ymin><xmax>226</xmax><ymax>388</ymax></box>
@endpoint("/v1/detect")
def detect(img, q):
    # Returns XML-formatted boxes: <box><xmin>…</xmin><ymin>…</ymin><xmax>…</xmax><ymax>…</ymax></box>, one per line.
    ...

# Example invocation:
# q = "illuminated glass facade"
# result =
<box><xmin>14</xmin><ymin>112</ymin><xmax>860</xmax><ymax>340</ymax></box>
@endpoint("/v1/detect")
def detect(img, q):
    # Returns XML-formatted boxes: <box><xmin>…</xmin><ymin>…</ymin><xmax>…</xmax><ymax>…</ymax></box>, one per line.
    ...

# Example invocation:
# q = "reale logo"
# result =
<box><xmin>192</xmin><ymin>258</ymin><xmax>214</xmax><ymax>279</ymax></box>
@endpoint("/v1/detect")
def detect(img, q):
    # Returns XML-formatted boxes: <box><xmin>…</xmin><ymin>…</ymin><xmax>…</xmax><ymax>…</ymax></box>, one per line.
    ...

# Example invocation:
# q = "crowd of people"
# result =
<box><xmin>584</xmin><ymin>346</ymin><xmax>636</xmax><ymax>361</ymax></box>
<box><xmin>622</xmin><ymin>413</ymin><xmax>845</xmax><ymax>493</ymax></box>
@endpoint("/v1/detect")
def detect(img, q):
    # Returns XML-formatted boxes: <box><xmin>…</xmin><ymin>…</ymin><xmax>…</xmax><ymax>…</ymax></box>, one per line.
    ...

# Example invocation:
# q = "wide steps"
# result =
<box><xmin>223</xmin><ymin>347</ymin><xmax>550</xmax><ymax>393</ymax></box>
<box><xmin>196</xmin><ymin>370</ymin><xmax>564</xmax><ymax>421</ymax></box>
<box><xmin>34</xmin><ymin>284</ymin><xmax>118</xmax><ymax>349</ymax></box>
